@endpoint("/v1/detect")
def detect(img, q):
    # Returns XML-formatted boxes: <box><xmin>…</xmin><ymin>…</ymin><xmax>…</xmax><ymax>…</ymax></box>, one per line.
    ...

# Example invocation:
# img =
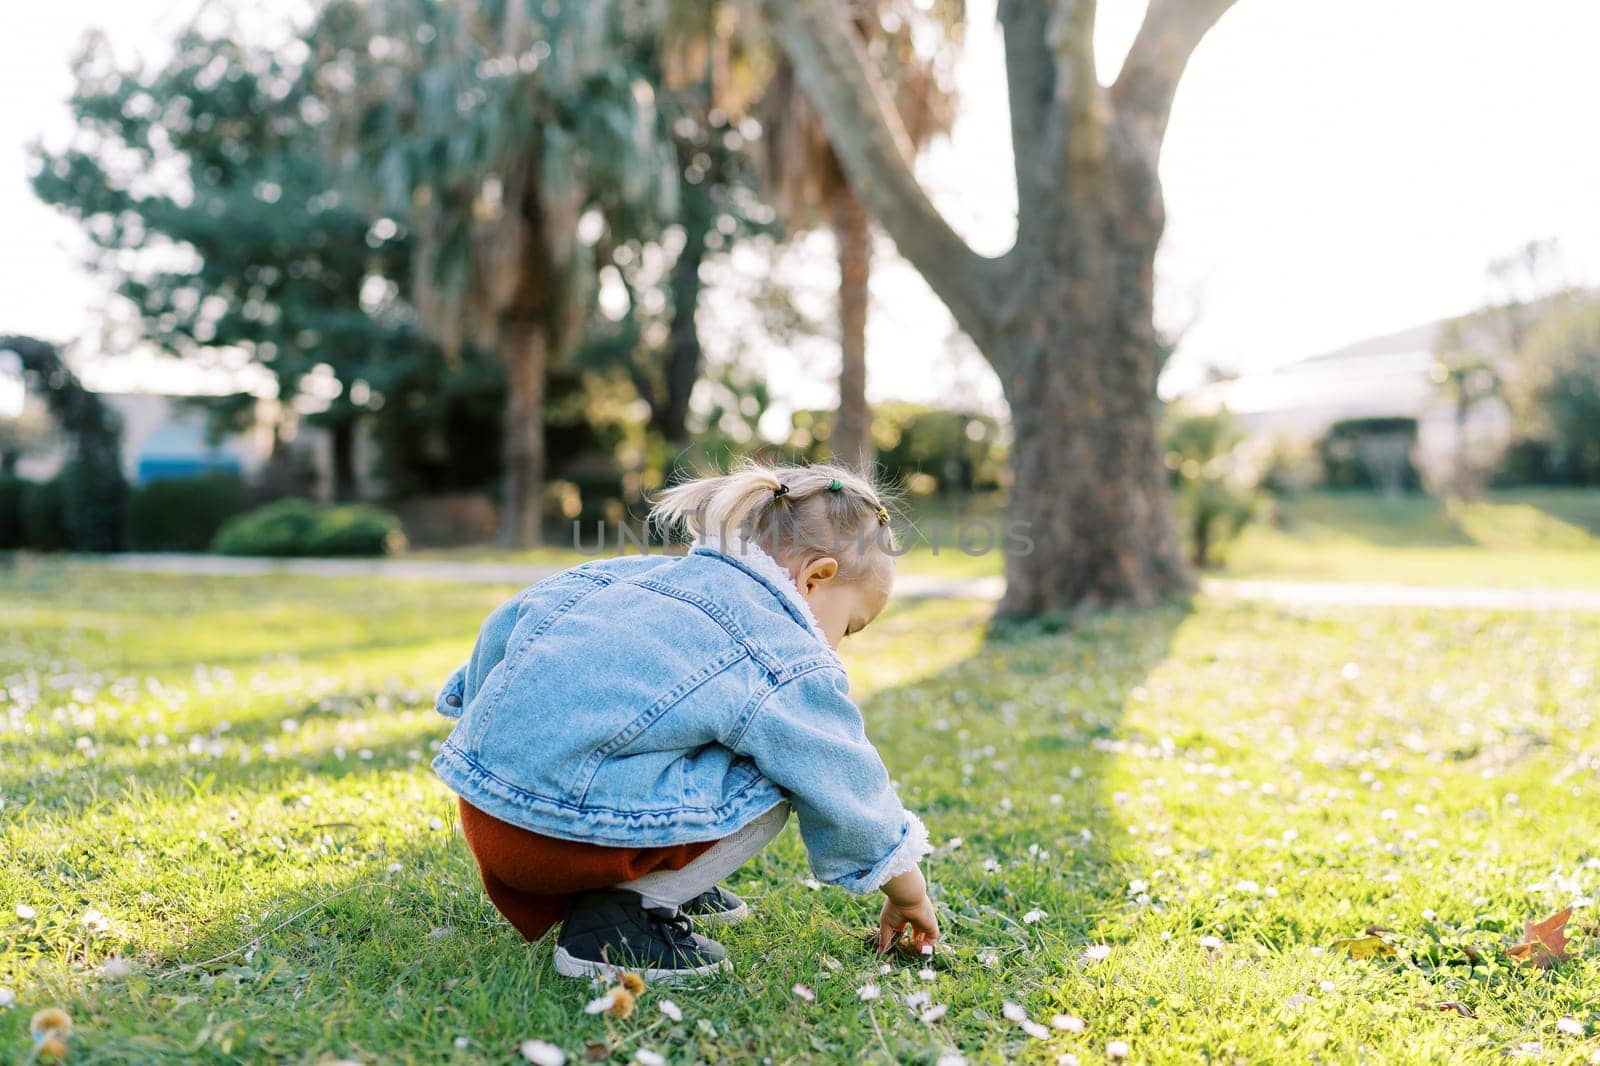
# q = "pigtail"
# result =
<box><xmin>650</xmin><ymin>460</ymin><xmax>785</xmax><ymax>543</ymax></box>
<box><xmin>651</xmin><ymin>459</ymin><xmax>897</xmax><ymax>574</ymax></box>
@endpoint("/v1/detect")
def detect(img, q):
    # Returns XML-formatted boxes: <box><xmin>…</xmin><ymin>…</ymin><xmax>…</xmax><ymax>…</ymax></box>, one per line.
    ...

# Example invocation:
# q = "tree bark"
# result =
<box><xmin>328</xmin><ymin>418</ymin><xmax>357</xmax><ymax>502</ymax></box>
<box><xmin>995</xmin><ymin>199</ymin><xmax>1188</xmax><ymax>614</ymax></box>
<box><xmin>658</xmin><ymin>206</ymin><xmax>708</xmax><ymax>446</ymax></box>
<box><xmin>500</xmin><ymin>321</ymin><xmax>547</xmax><ymax>548</ymax></box>
<box><xmin>831</xmin><ymin>183</ymin><xmax>874</xmax><ymax>472</ymax></box>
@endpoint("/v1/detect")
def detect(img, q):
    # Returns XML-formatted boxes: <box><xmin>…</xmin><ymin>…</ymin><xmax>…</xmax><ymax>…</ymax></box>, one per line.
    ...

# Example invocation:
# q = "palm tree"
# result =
<box><xmin>317</xmin><ymin>0</ymin><xmax>677</xmax><ymax>546</ymax></box>
<box><xmin>753</xmin><ymin>3</ymin><xmax>959</xmax><ymax>472</ymax></box>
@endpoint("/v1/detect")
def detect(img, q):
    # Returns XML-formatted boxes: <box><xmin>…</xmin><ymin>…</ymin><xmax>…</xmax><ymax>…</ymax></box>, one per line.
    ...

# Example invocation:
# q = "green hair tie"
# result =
<box><xmin>827</xmin><ymin>478</ymin><xmax>842</xmax><ymax>492</ymax></box>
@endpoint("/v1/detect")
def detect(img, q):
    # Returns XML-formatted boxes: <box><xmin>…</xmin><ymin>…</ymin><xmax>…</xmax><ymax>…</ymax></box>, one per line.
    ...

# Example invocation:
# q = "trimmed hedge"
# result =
<box><xmin>210</xmin><ymin>498</ymin><xmax>406</xmax><ymax>557</ymax></box>
<box><xmin>20</xmin><ymin>477</ymin><xmax>70</xmax><ymax>551</ymax></box>
<box><xmin>127</xmin><ymin>472</ymin><xmax>248</xmax><ymax>551</ymax></box>
<box><xmin>60</xmin><ymin>458</ymin><xmax>128</xmax><ymax>552</ymax></box>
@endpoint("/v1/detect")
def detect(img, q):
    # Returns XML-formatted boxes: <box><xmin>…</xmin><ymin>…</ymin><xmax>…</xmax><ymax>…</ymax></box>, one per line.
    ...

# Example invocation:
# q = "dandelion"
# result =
<box><xmin>30</xmin><ymin>1008</ymin><xmax>72</xmax><ymax>1039</ymax></box>
<box><xmin>16</xmin><ymin>904</ymin><xmax>36</xmax><ymax>920</ymax></box>
<box><xmin>659</xmin><ymin>999</ymin><xmax>683</xmax><ymax>1022</ymax></box>
<box><xmin>606</xmin><ymin>987</ymin><xmax>636</xmax><ymax>1018</ymax></box>
<box><xmin>1198</xmin><ymin>936</ymin><xmax>1223</xmax><ymax>950</ymax></box>
<box><xmin>857</xmin><ymin>983</ymin><xmax>881</xmax><ymax>1001</ymax></box>
<box><xmin>81</xmin><ymin>908</ymin><xmax>109</xmax><ymax>933</ymax></box>
<box><xmin>619</xmin><ymin>972</ymin><xmax>646</xmax><ymax>995</ymax></box>
<box><xmin>1556</xmin><ymin>1017</ymin><xmax>1584</xmax><ymax>1037</ymax></box>
<box><xmin>1052</xmin><ymin>1014</ymin><xmax>1085</xmax><ymax>1033</ymax></box>
<box><xmin>904</xmin><ymin>990</ymin><xmax>932</xmax><ymax>1011</ymax></box>
<box><xmin>920</xmin><ymin>1004</ymin><xmax>949</xmax><ymax>1024</ymax></box>
<box><xmin>1022</xmin><ymin>909</ymin><xmax>1048</xmax><ymax>924</ymax></box>
<box><xmin>1107</xmin><ymin>1039</ymin><xmax>1131</xmax><ymax>1059</ymax></box>
<box><xmin>1082</xmin><ymin>944</ymin><xmax>1111</xmax><ymax>963</ymax></box>
<box><xmin>636</xmin><ymin>1051</ymin><xmax>666</xmax><ymax>1066</ymax></box>
<box><xmin>519</xmin><ymin>1039</ymin><xmax>567</xmax><ymax>1066</ymax></box>
<box><xmin>792</xmin><ymin>983</ymin><xmax>816</xmax><ymax>1002</ymax></box>
<box><xmin>387</xmin><ymin>862</ymin><xmax>404</xmax><ymax>874</ymax></box>
<box><xmin>100</xmin><ymin>956</ymin><xmax>133</xmax><ymax>980</ymax></box>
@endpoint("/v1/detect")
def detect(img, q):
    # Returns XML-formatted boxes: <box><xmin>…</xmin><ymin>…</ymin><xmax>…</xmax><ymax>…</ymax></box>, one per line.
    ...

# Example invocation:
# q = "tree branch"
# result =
<box><xmin>761</xmin><ymin>0</ymin><xmax>1004</xmax><ymax>345</ymax></box>
<box><xmin>1111</xmin><ymin>0</ymin><xmax>1237</xmax><ymax>154</ymax></box>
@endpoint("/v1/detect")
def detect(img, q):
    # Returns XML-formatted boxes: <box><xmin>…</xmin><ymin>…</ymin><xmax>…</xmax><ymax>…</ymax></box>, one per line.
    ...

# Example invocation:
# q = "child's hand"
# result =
<box><xmin>877</xmin><ymin>866</ymin><xmax>940</xmax><ymax>953</ymax></box>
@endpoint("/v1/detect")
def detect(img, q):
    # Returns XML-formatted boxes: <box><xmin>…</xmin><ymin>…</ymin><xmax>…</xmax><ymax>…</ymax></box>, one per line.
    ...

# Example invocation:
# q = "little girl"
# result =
<box><xmin>431</xmin><ymin>461</ymin><xmax>938</xmax><ymax>980</ymax></box>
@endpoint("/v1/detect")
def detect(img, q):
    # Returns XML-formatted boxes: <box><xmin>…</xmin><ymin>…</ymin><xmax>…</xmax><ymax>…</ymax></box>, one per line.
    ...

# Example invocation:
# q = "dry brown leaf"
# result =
<box><xmin>1506</xmin><ymin>906</ymin><xmax>1572</xmax><ymax>969</ymax></box>
<box><xmin>1416</xmin><ymin>1000</ymin><xmax>1477</xmax><ymax>1018</ymax></box>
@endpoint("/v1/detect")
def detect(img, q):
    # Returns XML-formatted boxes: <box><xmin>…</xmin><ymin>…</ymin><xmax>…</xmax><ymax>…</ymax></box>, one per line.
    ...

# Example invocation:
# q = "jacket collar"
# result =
<box><xmin>690</xmin><ymin>535</ymin><xmax>832</xmax><ymax>647</ymax></box>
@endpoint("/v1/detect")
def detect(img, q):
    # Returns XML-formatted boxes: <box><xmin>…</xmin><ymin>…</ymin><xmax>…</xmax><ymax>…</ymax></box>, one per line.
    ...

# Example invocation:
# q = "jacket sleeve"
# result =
<box><xmin>730</xmin><ymin>665</ymin><xmax>930</xmax><ymax>894</ymax></box>
<box><xmin>434</xmin><ymin>593</ymin><xmax>522</xmax><ymax>719</ymax></box>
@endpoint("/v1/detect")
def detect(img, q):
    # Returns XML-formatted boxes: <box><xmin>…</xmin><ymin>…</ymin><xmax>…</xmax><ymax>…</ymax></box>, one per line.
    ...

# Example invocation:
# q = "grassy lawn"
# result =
<box><xmin>3</xmin><ymin>559</ymin><xmax>1598</xmax><ymax>1063</ymax></box>
<box><xmin>1224</xmin><ymin>489</ymin><xmax>1600</xmax><ymax>588</ymax></box>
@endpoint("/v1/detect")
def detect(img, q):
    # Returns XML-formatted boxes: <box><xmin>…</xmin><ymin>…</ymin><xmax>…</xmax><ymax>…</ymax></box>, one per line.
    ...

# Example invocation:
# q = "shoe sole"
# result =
<box><xmin>552</xmin><ymin>945</ymin><xmax>731</xmax><ymax>983</ymax></box>
<box><xmin>686</xmin><ymin>900</ymin><xmax>750</xmax><ymax>926</ymax></box>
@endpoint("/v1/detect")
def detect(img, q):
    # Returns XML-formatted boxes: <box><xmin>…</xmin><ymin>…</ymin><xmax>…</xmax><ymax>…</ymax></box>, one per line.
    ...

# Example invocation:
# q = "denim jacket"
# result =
<box><xmin>432</xmin><ymin>542</ymin><xmax>930</xmax><ymax>894</ymax></box>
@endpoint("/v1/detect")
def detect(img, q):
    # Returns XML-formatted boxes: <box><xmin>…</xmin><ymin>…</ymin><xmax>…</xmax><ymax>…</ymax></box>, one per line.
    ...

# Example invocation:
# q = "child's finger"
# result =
<box><xmin>877</xmin><ymin>919</ymin><xmax>904</xmax><ymax>954</ymax></box>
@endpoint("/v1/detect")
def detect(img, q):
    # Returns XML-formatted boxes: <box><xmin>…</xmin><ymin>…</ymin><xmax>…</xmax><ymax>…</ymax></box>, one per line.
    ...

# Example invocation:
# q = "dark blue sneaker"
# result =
<box><xmin>553</xmin><ymin>890</ymin><xmax>729</xmax><ymax>982</ymax></box>
<box><xmin>679</xmin><ymin>884</ymin><xmax>749</xmax><ymax>925</ymax></box>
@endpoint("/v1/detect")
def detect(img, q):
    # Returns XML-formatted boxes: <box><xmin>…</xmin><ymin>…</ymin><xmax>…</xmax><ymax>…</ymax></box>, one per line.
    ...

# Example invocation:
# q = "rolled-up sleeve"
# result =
<box><xmin>730</xmin><ymin>665</ymin><xmax>931</xmax><ymax>894</ymax></box>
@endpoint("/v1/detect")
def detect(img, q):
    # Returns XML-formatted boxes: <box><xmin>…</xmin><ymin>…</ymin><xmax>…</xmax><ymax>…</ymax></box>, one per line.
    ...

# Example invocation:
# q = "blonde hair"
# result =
<box><xmin>650</xmin><ymin>460</ymin><xmax>897</xmax><ymax>583</ymax></box>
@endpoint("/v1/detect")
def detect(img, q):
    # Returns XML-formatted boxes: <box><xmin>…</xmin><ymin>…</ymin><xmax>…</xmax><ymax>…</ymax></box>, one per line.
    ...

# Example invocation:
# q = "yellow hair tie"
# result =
<box><xmin>874</xmin><ymin>505</ymin><xmax>890</xmax><ymax>526</ymax></box>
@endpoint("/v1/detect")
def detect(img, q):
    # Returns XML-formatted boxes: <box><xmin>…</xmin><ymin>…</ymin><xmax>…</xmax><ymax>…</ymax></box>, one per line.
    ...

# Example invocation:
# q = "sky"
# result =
<box><xmin>4</xmin><ymin>0</ymin><xmax>1599</xmax><ymax>420</ymax></box>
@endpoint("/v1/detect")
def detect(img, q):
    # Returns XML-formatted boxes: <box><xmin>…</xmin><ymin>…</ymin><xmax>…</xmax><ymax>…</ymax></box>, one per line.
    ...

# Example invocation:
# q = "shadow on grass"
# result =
<box><xmin>1274</xmin><ymin>492</ymin><xmax>1476</xmax><ymax>548</ymax></box>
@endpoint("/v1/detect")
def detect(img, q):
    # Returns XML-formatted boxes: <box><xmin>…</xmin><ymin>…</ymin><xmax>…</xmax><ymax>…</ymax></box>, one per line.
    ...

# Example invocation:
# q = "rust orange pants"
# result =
<box><xmin>457</xmin><ymin>798</ymin><xmax>721</xmax><ymax>940</ymax></box>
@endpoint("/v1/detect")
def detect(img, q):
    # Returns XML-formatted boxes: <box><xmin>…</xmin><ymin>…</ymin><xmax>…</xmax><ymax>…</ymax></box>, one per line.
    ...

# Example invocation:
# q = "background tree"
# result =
<box><xmin>753</xmin><ymin>1</ymin><xmax>959</xmax><ymax>473</ymax></box>
<box><xmin>31</xmin><ymin>25</ymin><xmax>412</xmax><ymax>502</ymax></box>
<box><xmin>1508</xmin><ymin>298</ymin><xmax>1600</xmax><ymax>485</ymax></box>
<box><xmin>320</xmin><ymin>0</ymin><xmax>678</xmax><ymax>546</ymax></box>
<box><xmin>762</xmin><ymin>0</ymin><xmax>1239</xmax><ymax>614</ymax></box>
<box><xmin>0</xmin><ymin>336</ymin><xmax>126</xmax><ymax>551</ymax></box>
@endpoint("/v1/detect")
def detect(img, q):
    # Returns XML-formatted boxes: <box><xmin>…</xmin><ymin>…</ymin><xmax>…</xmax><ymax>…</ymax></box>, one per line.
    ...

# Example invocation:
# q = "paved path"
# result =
<box><xmin>83</xmin><ymin>552</ymin><xmax>1600</xmax><ymax>613</ymax></box>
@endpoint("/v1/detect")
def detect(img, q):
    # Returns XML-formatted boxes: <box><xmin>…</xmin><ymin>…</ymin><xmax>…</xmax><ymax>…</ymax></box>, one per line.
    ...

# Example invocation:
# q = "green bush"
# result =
<box><xmin>0</xmin><ymin>474</ymin><xmax>25</xmax><ymax>549</ymax></box>
<box><xmin>1163</xmin><ymin>408</ymin><xmax>1259</xmax><ymax>568</ymax></box>
<box><xmin>127</xmin><ymin>472</ymin><xmax>249</xmax><ymax>551</ymax></box>
<box><xmin>211</xmin><ymin>498</ymin><xmax>406</xmax><ymax>557</ymax></box>
<box><xmin>60</xmin><ymin>458</ymin><xmax>127</xmax><ymax>552</ymax></box>
<box><xmin>20</xmin><ymin>477</ymin><xmax>70</xmax><ymax>551</ymax></box>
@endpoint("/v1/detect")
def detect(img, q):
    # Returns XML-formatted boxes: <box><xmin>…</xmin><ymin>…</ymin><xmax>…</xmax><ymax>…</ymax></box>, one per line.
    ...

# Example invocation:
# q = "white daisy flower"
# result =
<box><xmin>1107</xmin><ymin>1040</ymin><xmax>1131</xmax><ymax>1059</ymax></box>
<box><xmin>1022</xmin><ymin>909</ymin><xmax>1048</xmax><ymax>924</ymax></box>
<box><xmin>920</xmin><ymin>1004</ymin><xmax>949</xmax><ymax>1024</ymax></box>
<box><xmin>659</xmin><ymin>1000</ymin><xmax>683</xmax><ymax>1022</ymax></box>
<box><xmin>1052</xmin><ymin>1014</ymin><xmax>1085</xmax><ymax>1033</ymax></box>
<box><xmin>16</xmin><ymin>904</ymin><xmax>36</xmax><ymax>921</ymax></box>
<box><xmin>857</xmin><ymin>983</ymin><xmax>880</xmax><ymax>1001</ymax></box>
<box><xmin>636</xmin><ymin>1051</ymin><xmax>666</xmax><ymax>1066</ymax></box>
<box><xmin>1082</xmin><ymin>944</ymin><xmax>1111</xmax><ymax>963</ymax></box>
<box><xmin>519</xmin><ymin>1039</ymin><xmax>566</xmax><ymax>1066</ymax></box>
<box><xmin>1555</xmin><ymin>1017</ymin><xmax>1583</xmax><ymax>1037</ymax></box>
<box><xmin>792</xmin><ymin>983</ymin><xmax>816</xmax><ymax>1002</ymax></box>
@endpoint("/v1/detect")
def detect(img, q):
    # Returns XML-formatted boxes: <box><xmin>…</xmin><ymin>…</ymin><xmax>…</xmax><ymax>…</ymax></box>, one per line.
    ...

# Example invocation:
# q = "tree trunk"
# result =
<box><xmin>329</xmin><ymin>418</ymin><xmax>358</xmax><ymax>502</ymax></box>
<box><xmin>995</xmin><ymin>211</ymin><xmax>1189</xmax><ymax>616</ymax></box>
<box><xmin>499</xmin><ymin>322</ymin><xmax>547</xmax><ymax>548</ymax></box>
<box><xmin>658</xmin><ymin>206</ymin><xmax>709</xmax><ymax>446</ymax></box>
<box><xmin>830</xmin><ymin>183</ymin><xmax>874</xmax><ymax>472</ymax></box>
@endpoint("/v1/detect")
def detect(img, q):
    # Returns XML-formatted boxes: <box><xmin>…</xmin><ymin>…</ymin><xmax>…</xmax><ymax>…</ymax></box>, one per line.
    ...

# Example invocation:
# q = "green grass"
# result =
<box><xmin>3</xmin><ymin>558</ymin><xmax>1598</xmax><ymax>1063</ymax></box>
<box><xmin>1224</xmin><ymin>489</ymin><xmax>1600</xmax><ymax>587</ymax></box>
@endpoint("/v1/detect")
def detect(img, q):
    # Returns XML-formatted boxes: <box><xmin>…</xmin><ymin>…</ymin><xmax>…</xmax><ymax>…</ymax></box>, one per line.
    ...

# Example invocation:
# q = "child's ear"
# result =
<box><xmin>800</xmin><ymin>556</ymin><xmax>839</xmax><ymax>592</ymax></box>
